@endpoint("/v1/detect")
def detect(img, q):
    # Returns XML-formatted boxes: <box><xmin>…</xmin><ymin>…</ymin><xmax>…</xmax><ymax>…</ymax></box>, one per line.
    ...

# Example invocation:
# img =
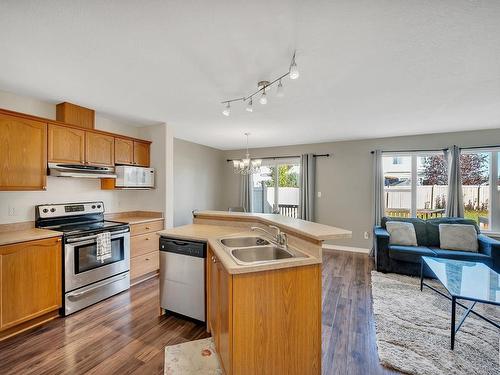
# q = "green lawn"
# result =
<box><xmin>464</xmin><ymin>209</ymin><xmax>488</xmax><ymax>226</ymax></box>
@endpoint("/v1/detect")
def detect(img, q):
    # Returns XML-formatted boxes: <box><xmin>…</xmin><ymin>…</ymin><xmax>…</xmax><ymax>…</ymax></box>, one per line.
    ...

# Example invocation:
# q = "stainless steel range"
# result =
<box><xmin>35</xmin><ymin>201</ymin><xmax>130</xmax><ymax>316</ymax></box>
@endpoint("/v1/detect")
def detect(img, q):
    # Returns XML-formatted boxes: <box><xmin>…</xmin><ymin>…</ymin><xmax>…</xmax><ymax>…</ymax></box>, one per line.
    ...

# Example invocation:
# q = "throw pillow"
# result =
<box><xmin>386</xmin><ymin>222</ymin><xmax>418</xmax><ymax>247</ymax></box>
<box><xmin>439</xmin><ymin>224</ymin><xmax>478</xmax><ymax>252</ymax></box>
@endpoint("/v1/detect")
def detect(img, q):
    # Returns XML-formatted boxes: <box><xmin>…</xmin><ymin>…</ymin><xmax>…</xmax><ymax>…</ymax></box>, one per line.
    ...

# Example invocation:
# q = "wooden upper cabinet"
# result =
<box><xmin>114</xmin><ymin>138</ymin><xmax>134</xmax><ymax>165</ymax></box>
<box><xmin>0</xmin><ymin>113</ymin><xmax>47</xmax><ymax>191</ymax></box>
<box><xmin>134</xmin><ymin>141</ymin><xmax>150</xmax><ymax>167</ymax></box>
<box><xmin>48</xmin><ymin>124</ymin><xmax>85</xmax><ymax>164</ymax></box>
<box><xmin>56</xmin><ymin>102</ymin><xmax>95</xmax><ymax>129</ymax></box>
<box><xmin>0</xmin><ymin>237</ymin><xmax>62</xmax><ymax>331</ymax></box>
<box><xmin>86</xmin><ymin>132</ymin><xmax>114</xmax><ymax>166</ymax></box>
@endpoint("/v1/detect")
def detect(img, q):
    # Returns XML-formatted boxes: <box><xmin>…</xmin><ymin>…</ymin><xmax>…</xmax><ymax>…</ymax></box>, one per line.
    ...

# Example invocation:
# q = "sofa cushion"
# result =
<box><xmin>386</xmin><ymin>222</ymin><xmax>418</xmax><ymax>246</ymax></box>
<box><xmin>388</xmin><ymin>245</ymin><xmax>437</xmax><ymax>263</ymax></box>
<box><xmin>439</xmin><ymin>224</ymin><xmax>478</xmax><ymax>252</ymax></box>
<box><xmin>425</xmin><ymin>218</ymin><xmax>479</xmax><ymax>247</ymax></box>
<box><xmin>382</xmin><ymin>217</ymin><xmax>429</xmax><ymax>246</ymax></box>
<box><xmin>431</xmin><ymin>248</ymin><xmax>492</xmax><ymax>265</ymax></box>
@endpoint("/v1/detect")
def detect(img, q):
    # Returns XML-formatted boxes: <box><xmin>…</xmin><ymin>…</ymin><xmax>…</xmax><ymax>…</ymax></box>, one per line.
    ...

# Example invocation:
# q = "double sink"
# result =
<box><xmin>219</xmin><ymin>236</ymin><xmax>306</xmax><ymax>265</ymax></box>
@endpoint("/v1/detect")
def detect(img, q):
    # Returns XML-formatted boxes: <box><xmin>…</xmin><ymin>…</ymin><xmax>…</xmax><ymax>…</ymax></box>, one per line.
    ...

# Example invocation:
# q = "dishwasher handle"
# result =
<box><xmin>160</xmin><ymin>237</ymin><xmax>206</xmax><ymax>258</ymax></box>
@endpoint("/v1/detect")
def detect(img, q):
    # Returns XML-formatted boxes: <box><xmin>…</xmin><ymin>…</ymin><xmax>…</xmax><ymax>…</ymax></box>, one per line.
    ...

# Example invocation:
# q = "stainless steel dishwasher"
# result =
<box><xmin>159</xmin><ymin>237</ymin><xmax>206</xmax><ymax>322</ymax></box>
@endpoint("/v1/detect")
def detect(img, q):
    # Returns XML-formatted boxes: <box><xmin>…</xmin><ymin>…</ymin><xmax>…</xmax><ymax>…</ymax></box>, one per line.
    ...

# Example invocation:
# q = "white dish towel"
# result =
<box><xmin>96</xmin><ymin>232</ymin><xmax>112</xmax><ymax>263</ymax></box>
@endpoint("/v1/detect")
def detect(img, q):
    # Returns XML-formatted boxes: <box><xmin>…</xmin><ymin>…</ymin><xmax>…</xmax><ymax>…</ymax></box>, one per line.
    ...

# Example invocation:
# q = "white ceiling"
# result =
<box><xmin>1</xmin><ymin>1</ymin><xmax>499</xmax><ymax>150</ymax></box>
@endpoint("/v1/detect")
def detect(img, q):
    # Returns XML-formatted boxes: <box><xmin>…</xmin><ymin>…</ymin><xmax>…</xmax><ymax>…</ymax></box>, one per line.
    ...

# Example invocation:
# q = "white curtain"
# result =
<box><xmin>371</xmin><ymin>150</ymin><xmax>384</xmax><ymax>257</ymax></box>
<box><xmin>299</xmin><ymin>153</ymin><xmax>316</xmax><ymax>221</ymax></box>
<box><xmin>445</xmin><ymin>145</ymin><xmax>464</xmax><ymax>217</ymax></box>
<box><xmin>240</xmin><ymin>173</ymin><xmax>252</xmax><ymax>213</ymax></box>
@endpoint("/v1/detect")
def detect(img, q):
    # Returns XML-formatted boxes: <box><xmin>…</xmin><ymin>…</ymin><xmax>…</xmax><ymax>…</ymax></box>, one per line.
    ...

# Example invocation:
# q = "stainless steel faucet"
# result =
<box><xmin>251</xmin><ymin>225</ymin><xmax>288</xmax><ymax>248</ymax></box>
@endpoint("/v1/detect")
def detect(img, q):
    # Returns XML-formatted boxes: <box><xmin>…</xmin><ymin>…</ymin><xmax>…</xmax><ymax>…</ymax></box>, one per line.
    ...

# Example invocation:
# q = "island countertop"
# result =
<box><xmin>193</xmin><ymin>210</ymin><xmax>352</xmax><ymax>241</ymax></box>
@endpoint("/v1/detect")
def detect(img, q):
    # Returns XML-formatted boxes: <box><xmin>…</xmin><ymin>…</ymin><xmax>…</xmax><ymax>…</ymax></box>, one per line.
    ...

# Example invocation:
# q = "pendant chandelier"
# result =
<box><xmin>232</xmin><ymin>133</ymin><xmax>262</xmax><ymax>175</ymax></box>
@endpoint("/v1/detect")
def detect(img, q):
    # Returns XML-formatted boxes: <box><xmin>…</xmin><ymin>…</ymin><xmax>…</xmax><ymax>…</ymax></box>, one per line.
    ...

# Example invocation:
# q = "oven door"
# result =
<box><xmin>65</xmin><ymin>230</ymin><xmax>130</xmax><ymax>292</ymax></box>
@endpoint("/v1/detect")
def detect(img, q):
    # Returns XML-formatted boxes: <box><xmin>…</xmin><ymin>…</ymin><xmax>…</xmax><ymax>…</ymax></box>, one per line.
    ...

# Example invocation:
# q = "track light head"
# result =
<box><xmin>276</xmin><ymin>80</ymin><xmax>284</xmax><ymax>97</ymax></box>
<box><xmin>222</xmin><ymin>102</ymin><xmax>230</xmax><ymax>116</ymax></box>
<box><xmin>246</xmin><ymin>97</ymin><xmax>253</xmax><ymax>112</ymax></box>
<box><xmin>259</xmin><ymin>90</ymin><xmax>267</xmax><ymax>105</ymax></box>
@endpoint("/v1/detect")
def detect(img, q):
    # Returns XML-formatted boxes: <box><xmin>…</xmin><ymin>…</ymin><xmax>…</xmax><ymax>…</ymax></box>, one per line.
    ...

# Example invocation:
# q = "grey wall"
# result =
<box><xmin>174</xmin><ymin>138</ymin><xmax>226</xmax><ymax>226</ymax></box>
<box><xmin>222</xmin><ymin>128</ymin><xmax>500</xmax><ymax>249</ymax></box>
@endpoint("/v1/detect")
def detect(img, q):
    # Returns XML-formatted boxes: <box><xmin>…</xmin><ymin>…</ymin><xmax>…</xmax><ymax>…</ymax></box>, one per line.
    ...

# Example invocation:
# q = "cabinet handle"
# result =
<box><xmin>212</xmin><ymin>256</ymin><xmax>217</xmax><ymax>263</ymax></box>
<box><xmin>145</xmin><ymin>258</ymin><xmax>150</xmax><ymax>261</ymax></box>
<box><xmin>145</xmin><ymin>237</ymin><xmax>150</xmax><ymax>241</ymax></box>
<box><xmin>145</xmin><ymin>226</ymin><xmax>150</xmax><ymax>230</ymax></box>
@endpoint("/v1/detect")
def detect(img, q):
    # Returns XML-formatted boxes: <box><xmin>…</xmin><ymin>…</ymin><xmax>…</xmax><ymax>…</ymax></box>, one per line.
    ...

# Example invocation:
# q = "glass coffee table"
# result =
<box><xmin>420</xmin><ymin>256</ymin><xmax>500</xmax><ymax>350</ymax></box>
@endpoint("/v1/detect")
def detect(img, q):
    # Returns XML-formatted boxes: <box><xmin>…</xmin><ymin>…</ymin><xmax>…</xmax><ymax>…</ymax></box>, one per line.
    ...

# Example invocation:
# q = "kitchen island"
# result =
<box><xmin>158</xmin><ymin>211</ymin><xmax>351</xmax><ymax>375</ymax></box>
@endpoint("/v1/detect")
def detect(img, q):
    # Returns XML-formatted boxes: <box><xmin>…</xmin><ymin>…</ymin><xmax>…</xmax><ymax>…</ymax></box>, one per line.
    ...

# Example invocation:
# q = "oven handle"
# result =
<box><xmin>67</xmin><ymin>273</ymin><xmax>128</xmax><ymax>298</ymax></box>
<box><xmin>66</xmin><ymin>229</ymin><xmax>130</xmax><ymax>243</ymax></box>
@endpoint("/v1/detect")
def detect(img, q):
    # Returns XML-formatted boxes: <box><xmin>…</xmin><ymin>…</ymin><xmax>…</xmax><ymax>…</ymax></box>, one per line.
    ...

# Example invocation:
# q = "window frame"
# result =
<box><xmin>382</xmin><ymin>150</ymin><xmax>447</xmax><ymax>219</ymax></box>
<box><xmin>257</xmin><ymin>157</ymin><xmax>300</xmax><ymax>214</ymax></box>
<box><xmin>460</xmin><ymin>147</ymin><xmax>500</xmax><ymax>233</ymax></box>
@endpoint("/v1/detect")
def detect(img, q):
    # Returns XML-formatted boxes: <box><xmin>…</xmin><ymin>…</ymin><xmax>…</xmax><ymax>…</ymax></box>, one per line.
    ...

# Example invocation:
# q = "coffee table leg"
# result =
<box><xmin>450</xmin><ymin>297</ymin><xmax>456</xmax><ymax>350</ymax></box>
<box><xmin>420</xmin><ymin>260</ymin><xmax>424</xmax><ymax>291</ymax></box>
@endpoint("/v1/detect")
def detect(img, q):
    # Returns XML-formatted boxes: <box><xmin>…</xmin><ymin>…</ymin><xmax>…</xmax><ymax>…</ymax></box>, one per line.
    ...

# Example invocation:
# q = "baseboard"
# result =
<box><xmin>322</xmin><ymin>244</ymin><xmax>371</xmax><ymax>254</ymax></box>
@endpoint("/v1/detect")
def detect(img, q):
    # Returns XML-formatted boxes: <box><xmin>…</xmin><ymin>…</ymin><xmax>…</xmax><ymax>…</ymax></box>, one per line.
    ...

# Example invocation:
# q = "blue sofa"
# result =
<box><xmin>374</xmin><ymin>217</ymin><xmax>500</xmax><ymax>276</ymax></box>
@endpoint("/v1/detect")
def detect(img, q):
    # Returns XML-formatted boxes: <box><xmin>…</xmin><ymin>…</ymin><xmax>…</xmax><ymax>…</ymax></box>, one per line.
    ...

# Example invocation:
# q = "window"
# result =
<box><xmin>392</xmin><ymin>156</ymin><xmax>403</xmax><ymax>165</ymax></box>
<box><xmin>460</xmin><ymin>149</ymin><xmax>500</xmax><ymax>232</ymax></box>
<box><xmin>383</xmin><ymin>152</ymin><xmax>448</xmax><ymax>220</ymax></box>
<box><xmin>251</xmin><ymin>159</ymin><xmax>300</xmax><ymax>218</ymax></box>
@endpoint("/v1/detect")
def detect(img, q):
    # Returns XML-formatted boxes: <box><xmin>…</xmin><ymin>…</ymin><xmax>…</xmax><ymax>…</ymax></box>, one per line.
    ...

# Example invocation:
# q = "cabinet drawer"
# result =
<box><xmin>130</xmin><ymin>220</ymin><xmax>163</xmax><ymax>236</ymax></box>
<box><xmin>131</xmin><ymin>233</ymin><xmax>159</xmax><ymax>258</ymax></box>
<box><xmin>130</xmin><ymin>251</ymin><xmax>159</xmax><ymax>279</ymax></box>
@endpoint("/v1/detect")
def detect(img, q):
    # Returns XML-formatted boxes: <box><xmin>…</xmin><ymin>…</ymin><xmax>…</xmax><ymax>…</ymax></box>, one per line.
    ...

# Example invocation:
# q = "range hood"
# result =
<box><xmin>48</xmin><ymin>163</ymin><xmax>117</xmax><ymax>178</ymax></box>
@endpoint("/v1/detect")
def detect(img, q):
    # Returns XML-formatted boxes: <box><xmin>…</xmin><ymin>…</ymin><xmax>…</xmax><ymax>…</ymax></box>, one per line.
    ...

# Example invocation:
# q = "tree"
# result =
<box><xmin>265</xmin><ymin>165</ymin><xmax>299</xmax><ymax>188</ymax></box>
<box><xmin>421</xmin><ymin>153</ymin><xmax>489</xmax><ymax>186</ymax></box>
<box><xmin>460</xmin><ymin>153</ymin><xmax>489</xmax><ymax>185</ymax></box>
<box><xmin>422</xmin><ymin>155</ymin><xmax>447</xmax><ymax>185</ymax></box>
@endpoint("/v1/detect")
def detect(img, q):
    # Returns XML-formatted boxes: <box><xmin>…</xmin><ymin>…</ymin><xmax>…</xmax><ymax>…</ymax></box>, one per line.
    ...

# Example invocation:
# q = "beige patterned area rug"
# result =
<box><xmin>371</xmin><ymin>271</ymin><xmax>500</xmax><ymax>375</ymax></box>
<box><xmin>164</xmin><ymin>338</ymin><xmax>222</xmax><ymax>375</ymax></box>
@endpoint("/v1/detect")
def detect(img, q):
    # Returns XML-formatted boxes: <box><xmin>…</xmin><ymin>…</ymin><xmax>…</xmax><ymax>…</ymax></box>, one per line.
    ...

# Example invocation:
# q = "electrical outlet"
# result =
<box><xmin>317</xmin><ymin>191</ymin><xmax>322</xmax><ymax>198</ymax></box>
<box><xmin>364</xmin><ymin>231</ymin><xmax>370</xmax><ymax>240</ymax></box>
<box><xmin>8</xmin><ymin>205</ymin><xmax>16</xmax><ymax>216</ymax></box>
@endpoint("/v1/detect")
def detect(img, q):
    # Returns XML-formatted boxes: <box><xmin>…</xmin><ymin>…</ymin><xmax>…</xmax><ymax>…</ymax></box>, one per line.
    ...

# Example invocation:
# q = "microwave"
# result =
<box><xmin>115</xmin><ymin>166</ymin><xmax>155</xmax><ymax>188</ymax></box>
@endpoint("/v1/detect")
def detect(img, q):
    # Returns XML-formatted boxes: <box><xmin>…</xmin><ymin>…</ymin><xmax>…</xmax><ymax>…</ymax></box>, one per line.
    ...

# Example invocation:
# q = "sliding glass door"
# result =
<box><xmin>251</xmin><ymin>159</ymin><xmax>300</xmax><ymax>218</ymax></box>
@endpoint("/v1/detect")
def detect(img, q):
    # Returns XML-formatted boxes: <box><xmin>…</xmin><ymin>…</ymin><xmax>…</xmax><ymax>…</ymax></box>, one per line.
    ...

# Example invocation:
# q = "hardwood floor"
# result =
<box><xmin>0</xmin><ymin>250</ymin><xmax>397</xmax><ymax>375</ymax></box>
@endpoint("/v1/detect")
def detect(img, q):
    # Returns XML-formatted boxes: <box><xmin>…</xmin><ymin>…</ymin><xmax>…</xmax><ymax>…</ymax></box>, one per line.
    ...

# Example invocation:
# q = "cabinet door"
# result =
<box><xmin>207</xmin><ymin>247</ymin><xmax>219</xmax><ymax>342</ymax></box>
<box><xmin>133</xmin><ymin>141</ymin><xmax>150</xmax><ymax>166</ymax></box>
<box><xmin>218</xmin><ymin>261</ymin><xmax>232</xmax><ymax>375</ymax></box>
<box><xmin>0</xmin><ymin>114</ymin><xmax>47</xmax><ymax>190</ymax></box>
<box><xmin>48</xmin><ymin>124</ymin><xmax>85</xmax><ymax>164</ymax></box>
<box><xmin>114</xmin><ymin>137</ymin><xmax>134</xmax><ymax>165</ymax></box>
<box><xmin>0</xmin><ymin>237</ymin><xmax>62</xmax><ymax>330</ymax></box>
<box><xmin>86</xmin><ymin>132</ymin><xmax>115</xmax><ymax>166</ymax></box>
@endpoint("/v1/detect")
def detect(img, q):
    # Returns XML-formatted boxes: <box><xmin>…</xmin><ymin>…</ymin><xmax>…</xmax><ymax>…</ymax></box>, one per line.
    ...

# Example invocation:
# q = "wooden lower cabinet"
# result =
<box><xmin>0</xmin><ymin>237</ymin><xmax>62</xmax><ymax>340</ymax></box>
<box><xmin>207</xmin><ymin>246</ymin><xmax>321</xmax><ymax>375</ymax></box>
<box><xmin>129</xmin><ymin>219</ymin><xmax>164</xmax><ymax>284</ymax></box>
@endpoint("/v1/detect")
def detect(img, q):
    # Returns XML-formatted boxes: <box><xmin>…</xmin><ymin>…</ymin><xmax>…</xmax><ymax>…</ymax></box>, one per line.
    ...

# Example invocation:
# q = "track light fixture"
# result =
<box><xmin>220</xmin><ymin>51</ymin><xmax>299</xmax><ymax>116</ymax></box>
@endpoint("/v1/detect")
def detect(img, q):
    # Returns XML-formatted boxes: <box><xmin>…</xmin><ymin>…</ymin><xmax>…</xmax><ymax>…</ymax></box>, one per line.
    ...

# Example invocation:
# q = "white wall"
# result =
<box><xmin>222</xmin><ymin>128</ymin><xmax>500</xmax><ymax>249</ymax></box>
<box><xmin>0</xmin><ymin>90</ymin><xmax>170</xmax><ymax>224</ymax></box>
<box><xmin>173</xmin><ymin>138</ymin><xmax>225</xmax><ymax>226</ymax></box>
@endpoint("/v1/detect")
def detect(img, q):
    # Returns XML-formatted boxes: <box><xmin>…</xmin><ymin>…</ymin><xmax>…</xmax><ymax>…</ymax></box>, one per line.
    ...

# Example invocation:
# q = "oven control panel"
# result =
<box><xmin>36</xmin><ymin>201</ymin><xmax>104</xmax><ymax>219</ymax></box>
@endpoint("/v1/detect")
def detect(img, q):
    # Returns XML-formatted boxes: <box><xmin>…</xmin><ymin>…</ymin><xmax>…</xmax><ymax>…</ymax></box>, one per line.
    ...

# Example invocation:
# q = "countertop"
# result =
<box><xmin>193</xmin><ymin>210</ymin><xmax>352</xmax><ymax>241</ymax></box>
<box><xmin>158</xmin><ymin>224</ymin><xmax>321</xmax><ymax>275</ymax></box>
<box><xmin>0</xmin><ymin>228</ymin><xmax>63</xmax><ymax>246</ymax></box>
<box><xmin>105</xmin><ymin>211</ymin><xmax>163</xmax><ymax>225</ymax></box>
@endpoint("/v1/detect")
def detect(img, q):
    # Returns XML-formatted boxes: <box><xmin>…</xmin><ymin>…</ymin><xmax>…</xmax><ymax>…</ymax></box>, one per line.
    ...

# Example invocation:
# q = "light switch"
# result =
<box><xmin>317</xmin><ymin>191</ymin><xmax>322</xmax><ymax>198</ymax></box>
